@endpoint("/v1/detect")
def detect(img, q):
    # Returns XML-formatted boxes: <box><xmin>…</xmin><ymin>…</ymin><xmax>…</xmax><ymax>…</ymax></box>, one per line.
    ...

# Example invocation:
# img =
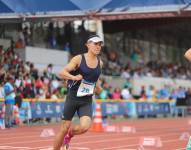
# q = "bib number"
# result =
<box><xmin>77</xmin><ymin>80</ymin><xmax>95</xmax><ymax>97</ymax></box>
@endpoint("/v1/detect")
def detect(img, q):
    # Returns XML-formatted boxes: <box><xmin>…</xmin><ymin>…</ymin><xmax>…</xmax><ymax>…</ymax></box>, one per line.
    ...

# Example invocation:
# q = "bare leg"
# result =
<box><xmin>69</xmin><ymin>116</ymin><xmax>92</xmax><ymax>136</ymax></box>
<box><xmin>53</xmin><ymin>120</ymin><xmax>71</xmax><ymax>150</ymax></box>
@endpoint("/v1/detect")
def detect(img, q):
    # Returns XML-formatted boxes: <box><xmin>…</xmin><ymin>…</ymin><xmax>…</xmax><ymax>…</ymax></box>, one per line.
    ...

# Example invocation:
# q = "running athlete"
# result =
<box><xmin>53</xmin><ymin>35</ymin><xmax>103</xmax><ymax>150</ymax></box>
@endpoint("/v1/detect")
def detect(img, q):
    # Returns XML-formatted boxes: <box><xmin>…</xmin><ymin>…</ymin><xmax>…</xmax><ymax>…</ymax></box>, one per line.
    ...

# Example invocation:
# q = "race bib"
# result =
<box><xmin>77</xmin><ymin>79</ymin><xmax>95</xmax><ymax>97</ymax></box>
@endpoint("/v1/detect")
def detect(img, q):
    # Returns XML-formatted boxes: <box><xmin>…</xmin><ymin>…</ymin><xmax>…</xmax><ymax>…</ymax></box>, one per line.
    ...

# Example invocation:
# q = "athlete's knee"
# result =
<box><xmin>60</xmin><ymin>121</ymin><xmax>71</xmax><ymax>133</ymax></box>
<box><xmin>80</xmin><ymin>124</ymin><xmax>91</xmax><ymax>133</ymax></box>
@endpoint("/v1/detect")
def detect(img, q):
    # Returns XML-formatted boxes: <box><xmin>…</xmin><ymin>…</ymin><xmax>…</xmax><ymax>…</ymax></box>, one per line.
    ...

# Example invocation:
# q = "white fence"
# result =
<box><xmin>15</xmin><ymin>46</ymin><xmax>69</xmax><ymax>73</ymax></box>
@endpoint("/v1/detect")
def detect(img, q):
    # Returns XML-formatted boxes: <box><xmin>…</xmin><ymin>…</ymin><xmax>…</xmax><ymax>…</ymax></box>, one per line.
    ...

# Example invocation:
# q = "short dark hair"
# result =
<box><xmin>87</xmin><ymin>35</ymin><xmax>100</xmax><ymax>41</ymax></box>
<box><xmin>87</xmin><ymin>35</ymin><xmax>103</xmax><ymax>44</ymax></box>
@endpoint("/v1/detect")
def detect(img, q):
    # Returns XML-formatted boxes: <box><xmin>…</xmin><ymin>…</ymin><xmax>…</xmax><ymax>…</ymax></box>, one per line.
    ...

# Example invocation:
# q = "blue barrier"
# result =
<box><xmin>136</xmin><ymin>102</ymin><xmax>170</xmax><ymax>116</ymax></box>
<box><xmin>31</xmin><ymin>102</ymin><xmax>64</xmax><ymax>118</ymax></box>
<box><xmin>101</xmin><ymin>102</ymin><xmax>137</xmax><ymax>116</ymax></box>
<box><xmin>0</xmin><ymin>101</ymin><xmax>171</xmax><ymax>119</ymax></box>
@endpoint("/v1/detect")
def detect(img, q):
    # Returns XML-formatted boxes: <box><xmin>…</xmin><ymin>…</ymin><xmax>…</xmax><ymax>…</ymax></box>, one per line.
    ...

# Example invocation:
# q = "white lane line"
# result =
<box><xmin>0</xmin><ymin>126</ymin><xmax>189</xmax><ymax>149</ymax></box>
<box><xmin>93</xmin><ymin>138</ymin><xmax>186</xmax><ymax>150</ymax></box>
<box><xmin>174</xmin><ymin>148</ymin><xmax>186</xmax><ymax>150</ymax></box>
<box><xmin>34</xmin><ymin>139</ymin><xmax>185</xmax><ymax>150</ymax></box>
<box><xmin>117</xmin><ymin>149</ymin><xmax>136</xmax><ymax>150</ymax></box>
<box><xmin>0</xmin><ymin>124</ymin><xmax>190</xmax><ymax>139</ymax></box>
<box><xmin>38</xmin><ymin>146</ymin><xmax>90</xmax><ymax>150</ymax></box>
<box><xmin>0</xmin><ymin>146</ymin><xmax>33</xmax><ymax>149</ymax></box>
<box><xmin>0</xmin><ymin>131</ymin><xmax>186</xmax><ymax>146</ymax></box>
<box><xmin>1</xmin><ymin>124</ymin><xmax>188</xmax><ymax>140</ymax></box>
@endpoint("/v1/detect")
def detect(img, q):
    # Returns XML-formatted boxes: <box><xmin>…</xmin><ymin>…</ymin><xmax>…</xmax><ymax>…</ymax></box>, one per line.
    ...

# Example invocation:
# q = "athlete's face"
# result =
<box><xmin>87</xmin><ymin>42</ymin><xmax>103</xmax><ymax>55</ymax></box>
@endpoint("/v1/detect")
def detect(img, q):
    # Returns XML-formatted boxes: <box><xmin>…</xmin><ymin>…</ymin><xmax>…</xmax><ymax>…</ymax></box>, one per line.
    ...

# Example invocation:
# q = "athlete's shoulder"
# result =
<box><xmin>69</xmin><ymin>54</ymin><xmax>83</xmax><ymax>68</ymax></box>
<box><xmin>72</xmin><ymin>54</ymin><xmax>82</xmax><ymax>60</ymax></box>
<box><xmin>70</xmin><ymin>54</ymin><xmax>82</xmax><ymax>63</ymax></box>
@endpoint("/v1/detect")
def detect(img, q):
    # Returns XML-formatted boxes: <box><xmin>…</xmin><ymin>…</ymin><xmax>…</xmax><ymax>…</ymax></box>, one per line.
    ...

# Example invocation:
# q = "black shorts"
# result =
<box><xmin>62</xmin><ymin>91</ymin><xmax>93</xmax><ymax>120</ymax></box>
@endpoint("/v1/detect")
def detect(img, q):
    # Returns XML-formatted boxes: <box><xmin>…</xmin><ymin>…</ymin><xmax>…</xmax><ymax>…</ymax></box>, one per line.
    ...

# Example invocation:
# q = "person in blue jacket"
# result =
<box><xmin>4</xmin><ymin>76</ymin><xmax>15</xmax><ymax>128</ymax></box>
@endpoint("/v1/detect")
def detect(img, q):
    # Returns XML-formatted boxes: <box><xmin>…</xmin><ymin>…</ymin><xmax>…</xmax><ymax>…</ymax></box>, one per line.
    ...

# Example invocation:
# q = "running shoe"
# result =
<box><xmin>62</xmin><ymin>134</ymin><xmax>72</xmax><ymax>150</ymax></box>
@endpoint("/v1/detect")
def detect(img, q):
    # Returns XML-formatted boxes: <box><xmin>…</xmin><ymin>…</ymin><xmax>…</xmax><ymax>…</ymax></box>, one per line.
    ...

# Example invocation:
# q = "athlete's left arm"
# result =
<box><xmin>94</xmin><ymin>60</ymin><xmax>103</xmax><ymax>94</ymax></box>
<box><xmin>185</xmin><ymin>48</ymin><xmax>191</xmax><ymax>61</ymax></box>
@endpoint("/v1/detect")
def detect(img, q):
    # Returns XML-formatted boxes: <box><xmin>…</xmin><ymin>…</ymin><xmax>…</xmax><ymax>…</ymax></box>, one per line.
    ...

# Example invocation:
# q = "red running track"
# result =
<box><xmin>0</xmin><ymin>117</ymin><xmax>191</xmax><ymax>150</ymax></box>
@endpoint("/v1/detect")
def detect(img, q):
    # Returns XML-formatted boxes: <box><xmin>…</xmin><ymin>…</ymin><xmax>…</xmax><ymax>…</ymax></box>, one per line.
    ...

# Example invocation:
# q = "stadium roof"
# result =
<box><xmin>1</xmin><ymin>0</ymin><xmax>191</xmax><ymax>21</ymax></box>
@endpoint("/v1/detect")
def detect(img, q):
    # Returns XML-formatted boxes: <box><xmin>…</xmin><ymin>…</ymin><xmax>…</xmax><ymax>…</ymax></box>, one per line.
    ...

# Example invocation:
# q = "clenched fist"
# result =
<box><xmin>73</xmin><ymin>74</ymin><xmax>83</xmax><ymax>81</ymax></box>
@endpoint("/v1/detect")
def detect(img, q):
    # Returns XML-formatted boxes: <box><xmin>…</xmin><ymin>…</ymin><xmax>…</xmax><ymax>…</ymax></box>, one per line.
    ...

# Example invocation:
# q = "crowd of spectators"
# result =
<box><xmin>102</xmin><ymin>49</ymin><xmax>191</xmax><ymax>80</ymax></box>
<box><xmin>121</xmin><ymin>61</ymin><xmax>191</xmax><ymax>80</ymax></box>
<box><xmin>0</xmin><ymin>46</ymin><xmax>67</xmax><ymax>101</ymax></box>
<box><xmin>0</xmin><ymin>45</ymin><xmax>69</xmax><ymax>127</ymax></box>
<box><xmin>12</xmin><ymin>23</ymin><xmax>191</xmax><ymax>81</ymax></box>
<box><xmin>98</xmin><ymin>77</ymin><xmax>190</xmax><ymax>105</ymax></box>
<box><xmin>1</xmin><ymin>42</ymin><xmax>191</xmax><ymax>104</ymax></box>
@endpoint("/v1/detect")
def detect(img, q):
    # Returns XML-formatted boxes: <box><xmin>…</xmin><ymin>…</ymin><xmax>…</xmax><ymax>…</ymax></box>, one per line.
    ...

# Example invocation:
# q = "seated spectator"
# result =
<box><xmin>99</xmin><ymin>82</ymin><xmax>110</xmax><ymax>100</ymax></box>
<box><xmin>35</xmin><ymin>76</ymin><xmax>44</xmax><ymax>95</ymax></box>
<box><xmin>158</xmin><ymin>85</ymin><xmax>171</xmax><ymax>100</ymax></box>
<box><xmin>51</xmin><ymin>89</ymin><xmax>59</xmax><ymax>100</ymax></box>
<box><xmin>45</xmin><ymin>64</ymin><xmax>54</xmax><ymax>79</ymax></box>
<box><xmin>175</xmin><ymin>86</ymin><xmax>187</xmax><ymax>106</ymax></box>
<box><xmin>121</xmin><ymin>66</ymin><xmax>131</xmax><ymax>80</ymax></box>
<box><xmin>50</xmin><ymin>75</ymin><xmax>59</xmax><ymax>93</ymax></box>
<box><xmin>146</xmin><ymin>85</ymin><xmax>157</xmax><ymax>101</ymax></box>
<box><xmin>121</xmin><ymin>85</ymin><xmax>132</xmax><ymax>100</ymax></box>
<box><xmin>111</xmin><ymin>87</ymin><xmax>121</xmax><ymax>100</ymax></box>
<box><xmin>139</xmin><ymin>86</ymin><xmax>147</xmax><ymax>100</ymax></box>
<box><xmin>59</xmin><ymin>83</ymin><xmax>67</xmax><ymax>99</ymax></box>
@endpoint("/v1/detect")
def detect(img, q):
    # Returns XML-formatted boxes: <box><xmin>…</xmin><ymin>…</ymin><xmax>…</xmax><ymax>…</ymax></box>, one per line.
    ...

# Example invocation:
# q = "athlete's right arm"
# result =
<box><xmin>59</xmin><ymin>55</ymin><xmax>83</xmax><ymax>81</ymax></box>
